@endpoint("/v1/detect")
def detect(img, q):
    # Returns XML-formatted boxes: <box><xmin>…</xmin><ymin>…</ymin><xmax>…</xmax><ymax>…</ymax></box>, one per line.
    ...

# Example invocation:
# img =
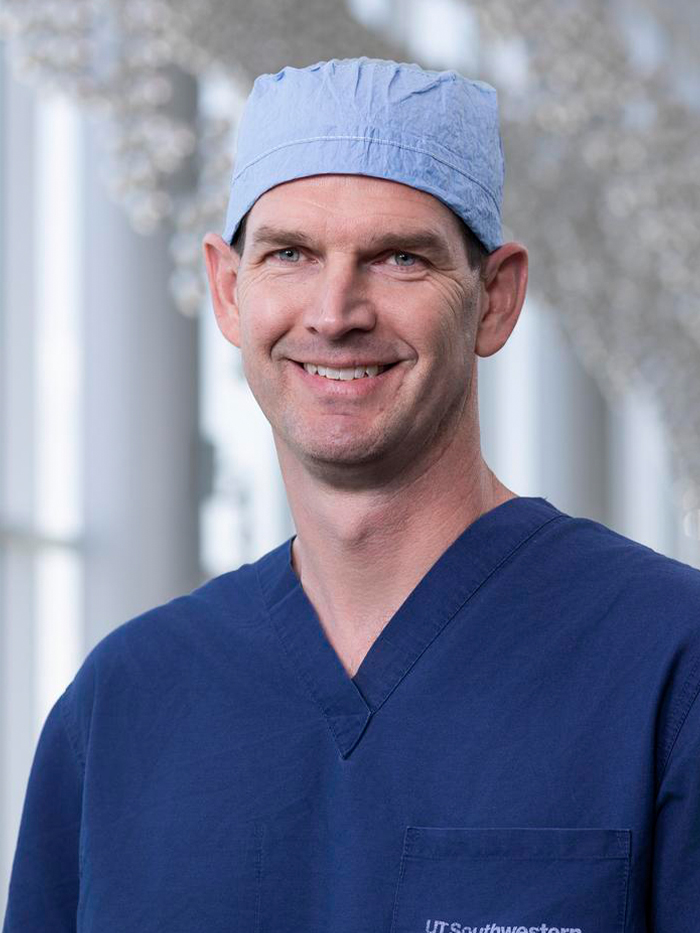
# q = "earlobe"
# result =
<box><xmin>474</xmin><ymin>242</ymin><xmax>528</xmax><ymax>358</ymax></box>
<box><xmin>202</xmin><ymin>232</ymin><xmax>242</xmax><ymax>348</ymax></box>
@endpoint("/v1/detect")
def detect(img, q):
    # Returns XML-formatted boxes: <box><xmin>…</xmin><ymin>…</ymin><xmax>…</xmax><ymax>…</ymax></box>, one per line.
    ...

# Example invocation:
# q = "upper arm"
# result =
<box><xmin>2</xmin><ymin>689</ymin><xmax>83</xmax><ymax>933</ymax></box>
<box><xmin>649</xmin><ymin>682</ymin><xmax>700</xmax><ymax>927</ymax></box>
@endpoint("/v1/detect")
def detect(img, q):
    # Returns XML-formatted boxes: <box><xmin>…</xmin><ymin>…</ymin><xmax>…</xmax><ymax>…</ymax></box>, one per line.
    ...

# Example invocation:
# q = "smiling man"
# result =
<box><xmin>203</xmin><ymin>166</ymin><xmax>526</xmax><ymax>678</ymax></box>
<box><xmin>4</xmin><ymin>57</ymin><xmax>700</xmax><ymax>933</ymax></box>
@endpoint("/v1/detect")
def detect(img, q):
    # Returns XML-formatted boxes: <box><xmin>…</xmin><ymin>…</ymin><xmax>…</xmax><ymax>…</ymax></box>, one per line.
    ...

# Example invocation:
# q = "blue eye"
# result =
<box><xmin>391</xmin><ymin>251</ymin><xmax>417</xmax><ymax>266</ymax></box>
<box><xmin>275</xmin><ymin>247</ymin><xmax>301</xmax><ymax>262</ymax></box>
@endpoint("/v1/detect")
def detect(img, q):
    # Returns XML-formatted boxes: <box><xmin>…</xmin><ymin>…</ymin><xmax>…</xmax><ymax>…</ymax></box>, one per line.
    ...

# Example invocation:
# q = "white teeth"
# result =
<box><xmin>303</xmin><ymin>362</ymin><xmax>387</xmax><ymax>380</ymax></box>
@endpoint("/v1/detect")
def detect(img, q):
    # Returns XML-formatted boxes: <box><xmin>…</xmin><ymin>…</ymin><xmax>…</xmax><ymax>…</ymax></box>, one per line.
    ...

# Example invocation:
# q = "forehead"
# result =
<box><xmin>246</xmin><ymin>174</ymin><xmax>464</xmax><ymax>241</ymax></box>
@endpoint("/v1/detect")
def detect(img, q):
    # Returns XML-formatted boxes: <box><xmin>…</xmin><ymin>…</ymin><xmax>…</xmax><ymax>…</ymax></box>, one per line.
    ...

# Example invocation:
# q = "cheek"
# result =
<box><xmin>413</xmin><ymin>306</ymin><xmax>471</xmax><ymax>368</ymax></box>
<box><xmin>407</xmin><ymin>279</ymin><xmax>474</xmax><ymax>346</ymax></box>
<box><xmin>238</xmin><ymin>289</ymin><xmax>291</xmax><ymax>354</ymax></box>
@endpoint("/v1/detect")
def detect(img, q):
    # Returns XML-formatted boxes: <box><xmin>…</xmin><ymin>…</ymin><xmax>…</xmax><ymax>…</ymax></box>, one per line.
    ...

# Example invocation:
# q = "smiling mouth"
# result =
<box><xmin>296</xmin><ymin>361</ymin><xmax>397</xmax><ymax>381</ymax></box>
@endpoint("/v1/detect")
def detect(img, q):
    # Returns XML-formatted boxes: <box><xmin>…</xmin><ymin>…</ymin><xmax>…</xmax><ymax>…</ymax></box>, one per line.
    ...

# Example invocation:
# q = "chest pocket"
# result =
<box><xmin>390</xmin><ymin>826</ymin><xmax>631</xmax><ymax>933</ymax></box>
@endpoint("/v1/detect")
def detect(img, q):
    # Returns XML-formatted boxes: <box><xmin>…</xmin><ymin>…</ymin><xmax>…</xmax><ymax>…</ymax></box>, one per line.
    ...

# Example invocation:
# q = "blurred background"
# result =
<box><xmin>1</xmin><ymin>0</ymin><xmax>699</xmax><ymax>911</ymax></box>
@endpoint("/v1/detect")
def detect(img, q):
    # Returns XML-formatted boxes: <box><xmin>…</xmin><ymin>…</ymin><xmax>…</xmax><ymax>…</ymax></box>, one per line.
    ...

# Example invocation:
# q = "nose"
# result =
<box><xmin>301</xmin><ymin>257</ymin><xmax>377</xmax><ymax>339</ymax></box>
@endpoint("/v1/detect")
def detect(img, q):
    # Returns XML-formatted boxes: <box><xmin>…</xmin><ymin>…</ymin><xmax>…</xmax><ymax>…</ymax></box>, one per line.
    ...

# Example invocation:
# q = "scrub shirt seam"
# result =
<box><xmin>58</xmin><ymin>685</ymin><xmax>88</xmax><ymax>884</ymax></box>
<box><xmin>620</xmin><ymin>845</ymin><xmax>631</xmax><ymax>933</ymax></box>
<box><xmin>389</xmin><ymin>832</ymin><xmax>410</xmax><ymax>933</ymax></box>
<box><xmin>372</xmin><ymin>512</ymin><xmax>567</xmax><ymax>712</ymax></box>
<box><xmin>253</xmin><ymin>510</ymin><xmax>565</xmax><ymax>745</ymax></box>
<box><xmin>393</xmin><ymin>853</ymin><xmax>629</xmax><ymax>861</ymax></box>
<box><xmin>253</xmin><ymin>821</ymin><xmax>265</xmax><ymax>933</ymax></box>
<box><xmin>59</xmin><ymin>683</ymin><xmax>86</xmax><ymax>774</ymax></box>
<box><xmin>254</xmin><ymin>563</ymin><xmax>369</xmax><ymax>752</ymax></box>
<box><xmin>657</xmin><ymin>660</ymin><xmax>700</xmax><ymax>785</ymax></box>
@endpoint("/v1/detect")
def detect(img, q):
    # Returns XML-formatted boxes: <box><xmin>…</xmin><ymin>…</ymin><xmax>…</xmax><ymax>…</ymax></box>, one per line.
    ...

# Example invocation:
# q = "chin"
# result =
<box><xmin>275</xmin><ymin>410</ymin><xmax>417</xmax><ymax>471</ymax></box>
<box><xmin>284</xmin><ymin>429</ymin><xmax>391</xmax><ymax>469</ymax></box>
<box><xmin>301</xmin><ymin>440</ymin><xmax>383</xmax><ymax>466</ymax></box>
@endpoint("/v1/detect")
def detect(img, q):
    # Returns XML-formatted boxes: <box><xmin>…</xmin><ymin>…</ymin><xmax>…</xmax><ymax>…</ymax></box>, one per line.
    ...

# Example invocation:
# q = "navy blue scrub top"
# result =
<box><xmin>4</xmin><ymin>496</ymin><xmax>700</xmax><ymax>932</ymax></box>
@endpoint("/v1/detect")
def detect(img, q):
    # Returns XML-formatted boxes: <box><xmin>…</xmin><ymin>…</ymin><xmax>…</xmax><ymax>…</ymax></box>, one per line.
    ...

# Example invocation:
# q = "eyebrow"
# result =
<box><xmin>249</xmin><ymin>223</ymin><xmax>454</xmax><ymax>262</ymax></box>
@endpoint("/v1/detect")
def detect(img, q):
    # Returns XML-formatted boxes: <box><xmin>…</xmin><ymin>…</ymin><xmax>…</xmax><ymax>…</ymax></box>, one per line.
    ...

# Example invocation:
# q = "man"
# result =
<box><xmin>3</xmin><ymin>57</ymin><xmax>699</xmax><ymax>932</ymax></box>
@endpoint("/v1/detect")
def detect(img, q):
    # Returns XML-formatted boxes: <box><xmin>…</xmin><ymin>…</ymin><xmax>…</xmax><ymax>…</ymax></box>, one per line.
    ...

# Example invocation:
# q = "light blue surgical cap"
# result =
<box><xmin>223</xmin><ymin>57</ymin><xmax>504</xmax><ymax>253</ymax></box>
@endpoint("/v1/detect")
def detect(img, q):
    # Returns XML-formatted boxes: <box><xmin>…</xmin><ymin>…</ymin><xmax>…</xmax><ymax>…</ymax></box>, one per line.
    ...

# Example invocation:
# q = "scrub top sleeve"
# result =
<box><xmin>2</xmin><ymin>688</ymin><xmax>83</xmax><ymax>933</ymax></box>
<box><xmin>649</xmin><ymin>683</ymin><xmax>700</xmax><ymax>928</ymax></box>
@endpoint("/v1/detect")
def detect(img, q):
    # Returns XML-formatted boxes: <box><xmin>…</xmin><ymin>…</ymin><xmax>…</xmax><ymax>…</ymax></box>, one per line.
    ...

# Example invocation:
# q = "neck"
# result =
<box><xmin>275</xmin><ymin>406</ymin><xmax>516</xmax><ymax>676</ymax></box>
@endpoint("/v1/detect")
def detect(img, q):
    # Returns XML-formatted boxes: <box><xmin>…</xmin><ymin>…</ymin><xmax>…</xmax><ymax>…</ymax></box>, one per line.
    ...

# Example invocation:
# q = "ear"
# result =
<box><xmin>474</xmin><ymin>242</ymin><xmax>529</xmax><ymax>358</ymax></box>
<box><xmin>202</xmin><ymin>232</ymin><xmax>242</xmax><ymax>348</ymax></box>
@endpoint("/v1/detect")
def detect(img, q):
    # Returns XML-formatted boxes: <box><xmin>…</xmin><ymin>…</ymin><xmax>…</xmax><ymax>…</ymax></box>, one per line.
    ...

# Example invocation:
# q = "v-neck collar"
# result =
<box><xmin>255</xmin><ymin>496</ymin><xmax>564</xmax><ymax>759</ymax></box>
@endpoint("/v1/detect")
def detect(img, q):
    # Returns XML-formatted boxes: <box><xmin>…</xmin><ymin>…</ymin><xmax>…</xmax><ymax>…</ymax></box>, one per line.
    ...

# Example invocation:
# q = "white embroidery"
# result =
<box><xmin>424</xmin><ymin>921</ymin><xmax>583</xmax><ymax>933</ymax></box>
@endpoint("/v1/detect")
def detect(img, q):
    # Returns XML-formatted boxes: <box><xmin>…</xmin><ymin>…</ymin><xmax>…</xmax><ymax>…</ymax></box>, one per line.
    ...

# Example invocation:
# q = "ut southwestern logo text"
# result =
<box><xmin>425</xmin><ymin>923</ymin><xmax>582</xmax><ymax>933</ymax></box>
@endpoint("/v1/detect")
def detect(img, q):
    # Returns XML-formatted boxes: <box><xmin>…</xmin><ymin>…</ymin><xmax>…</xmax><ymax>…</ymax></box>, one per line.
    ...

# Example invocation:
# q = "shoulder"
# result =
<box><xmin>61</xmin><ymin>544</ymin><xmax>287</xmax><ymax>752</ymax></box>
<box><xmin>535</xmin><ymin>506</ymin><xmax>700</xmax><ymax>769</ymax></box>
<box><xmin>537</xmin><ymin>508</ymin><xmax>700</xmax><ymax>654</ymax></box>
<box><xmin>536</xmin><ymin>506</ymin><xmax>700</xmax><ymax>611</ymax></box>
<box><xmin>89</xmin><ymin>558</ymin><xmax>263</xmax><ymax>671</ymax></box>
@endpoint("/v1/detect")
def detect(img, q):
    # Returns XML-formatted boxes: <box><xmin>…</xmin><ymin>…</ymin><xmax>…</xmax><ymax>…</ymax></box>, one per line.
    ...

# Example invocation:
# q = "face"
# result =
<box><xmin>207</xmin><ymin>174</ymin><xmax>512</xmax><ymax>484</ymax></box>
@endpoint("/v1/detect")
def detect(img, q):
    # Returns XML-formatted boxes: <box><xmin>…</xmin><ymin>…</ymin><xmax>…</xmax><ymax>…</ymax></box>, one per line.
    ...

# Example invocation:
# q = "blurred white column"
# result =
<box><xmin>534</xmin><ymin>303</ymin><xmax>609</xmax><ymax>524</ymax></box>
<box><xmin>478</xmin><ymin>294</ymin><xmax>540</xmax><ymax>498</ymax></box>
<box><xmin>607</xmin><ymin>388</ymin><xmax>680</xmax><ymax>559</ymax></box>
<box><xmin>479</xmin><ymin>295</ymin><xmax>610</xmax><ymax>526</ymax></box>
<box><xmin>0</xmin><ymin>46</ymin><xmax>38</xmax><ymax>907</ymax></box>
<box><xmin>80</xmin><ymin>99</ymin><xmax>202</xmax><ymax>652</ymax></box>
<box><xmin>33</xmin><ymin>91</ymin><xmax>83</xmax><ymax>731</ymax></box>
